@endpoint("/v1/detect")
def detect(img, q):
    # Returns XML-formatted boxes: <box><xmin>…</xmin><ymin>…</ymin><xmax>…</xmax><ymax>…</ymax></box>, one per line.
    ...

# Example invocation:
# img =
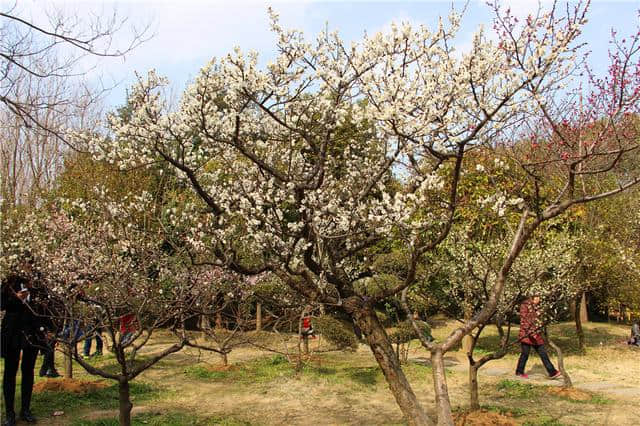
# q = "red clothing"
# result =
<box><xmin>518</xmin><ymin>300</ymin><xmax>544</xmax><ymax>345</ymax></box>
<box><xmin>302</xmin><ymin>317</ymin><xmax>312</xmax><ymax>329</ymax></box>
<box><xmin>119</xmin><ymin>313</ymin><xmax>136</xmax><ymax>334</ymax></box>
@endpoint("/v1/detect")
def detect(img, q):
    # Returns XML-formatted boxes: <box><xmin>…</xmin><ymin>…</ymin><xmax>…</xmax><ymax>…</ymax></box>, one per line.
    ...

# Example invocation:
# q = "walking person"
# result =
<box><xmin>83</xmin><ymin>323</ymin><xmax>104</xmax><ymax>357</ymax></box>
<box><xmin>628</xmin><ymin>321</ymin><xmax>640</xmax><ymax>347</ymax></box>
<box><xmin>39</xmin><ymin>337</ymin><xmax>60</xmax><ymax>378</ymax></box>
<box><xmin>515</xmin><ymin>295</ymin><xmax>561</xmax><ymax>379</ymax></box>
<box><xmin>119</xmin><ymin>313</ymin><xmax>137</xmax><ymax>346</ymax></box>
<box><xmin>1</xmin><ymin>269</ymin><xmax>49</xmax><ymax>425</ymax></box>
<box><xmin>39</xmin><ymin>291</ymin><xmax>62</xmax><ymax>378</ymax></box>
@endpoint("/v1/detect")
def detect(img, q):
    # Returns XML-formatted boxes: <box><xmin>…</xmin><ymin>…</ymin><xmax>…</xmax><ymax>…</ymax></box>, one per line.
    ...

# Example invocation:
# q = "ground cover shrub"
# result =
<box><xmin>313</xmin><ymin>315</ymin><xmax>359</xmax><ymax>351</ymax></box>
<box><xmin>497</xmin><ymin>379</ymin><xmax>541</xmax><ymax>399</ymax></box>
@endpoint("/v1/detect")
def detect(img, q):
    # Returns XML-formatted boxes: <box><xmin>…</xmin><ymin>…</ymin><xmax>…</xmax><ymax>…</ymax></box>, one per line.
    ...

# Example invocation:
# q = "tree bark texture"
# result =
<box><xmin>469</xmin><ymin>364</ymin><xmax>480</xmax><ymax>411</ymax></box>
<box><xmin>353</xmin><ymin>305</ymin><xmax>433</xmax><ymax>426</ymax></box>
<box><xmin>574</xmin><ymin>293</ymin><xmax>586</xmax><ymax>353</ymax></box>
<box><xmin>431</xmin><ymin>350</ymin><xmax>454</xmax><ymax>426</ymax></box>
<box><xmin>256</xmin><ymin>302</ymin><xmax>262</xmax><ymax>331</ymax></box>
<box><xmin>579</xmin><ymin>293</ymin><xmax>588</xmax><ymax>324</ymax></box>
<box><xmin>64</xmin><ymin>345</ymin><xmax>73</xmax><ymax>379</ymax></box>
<box><xmin>119</xmin><ymin>379</ymin><xmax>133</xmax><ymax>426</ymax></box>
<box><xmin>547</xmin><ymin>339</ymin><xmax>572</xmax><ymax>387</ymax></box>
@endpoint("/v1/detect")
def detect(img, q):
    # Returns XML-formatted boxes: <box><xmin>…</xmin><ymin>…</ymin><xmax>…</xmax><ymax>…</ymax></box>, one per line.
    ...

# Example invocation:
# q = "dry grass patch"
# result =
<box><xmin>33</xmin><ymin>378</ymin><xmax>109</xmax><ymax>394</ymax></box>
<box><xmin>455</xmin><ymin>409</ymin><xmax>519</xmax><ymax>426</ymax></box>
<box><xmin>546</xmin><ymin>386</ymin><xmax>592</xmax><ymax>402</ymax></box>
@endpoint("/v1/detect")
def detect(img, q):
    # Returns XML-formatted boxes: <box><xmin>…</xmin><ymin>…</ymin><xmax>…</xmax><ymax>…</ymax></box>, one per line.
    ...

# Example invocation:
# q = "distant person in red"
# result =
<box><xmin>301</xmin><ymin>316</ymin><xmax>315</xmax><ymax>339</ymax></box>
<box><xmin>515</xmin><ymin>295</ymin><xmax>561</xmax><ymax>379</ymax></box>
<box><xmin>119</xmin><ymin>313</ymin><xmax>137</xmax><ymax>346</ymax></box>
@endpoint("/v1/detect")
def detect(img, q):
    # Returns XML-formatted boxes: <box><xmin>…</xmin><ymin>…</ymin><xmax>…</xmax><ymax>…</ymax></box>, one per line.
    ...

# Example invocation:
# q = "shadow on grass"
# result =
<box><xmin>344</xmin><ymin>366</ymin><xmax>380</xmax><ymax>386</ymax></box>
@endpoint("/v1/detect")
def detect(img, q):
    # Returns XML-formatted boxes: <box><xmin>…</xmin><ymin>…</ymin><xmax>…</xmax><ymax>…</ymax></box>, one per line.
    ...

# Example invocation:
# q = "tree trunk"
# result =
<box><xmin>548</xmin><ymin>339</ymin><xmax>572</xmax><ymax>388</ymax></box>
<box><xmin>64</xmin><ymin>345</ymin><xmax>73</xmax><ymax>379</ymax></box>
<box><xmin>199</xmin><ymin>314</ymin><xmax>212</xmax><ymax>339</ymax></box>
<box><xmin>256</xmin><ymin>302</ymin><xmax>262</xmax><ymax>332</ymax></box>
<box><xmin>574</xmin><ymin>294</ymin><xmax>586</xmax><ymax>353</ymax></box>
<box><xmin>579</xmin><ymin>293</ymin><xmax>588</xmax><ymax>323</ymax></box>
<box><xmin>353</xmin><ymin>306</ymin><xmax>433</xmax><ymax>426</ymax></box>
<box><xmin>461</xmin><ymin>335</ymin><xmax>473</xmax><ymax>356</ymax></box>
<box><xmin>431</xmin><ymin>349</ymin><xmax>454</xmax><ymax>426</ymax></box>
<box><xmin>469</xmin><ymin>363</ymin><xmax>480</xmax><ymax>411</ymax></box>
<box><xmin>119</xmin><ymin>379</ymin><xmax>133</xmax><ymax>426</ymax></box>
<box><xmin>221</xmin><ymin>352</ymin><xmax>228</xmax><ymax>366</ymax></box>
<box><xmin>215</xmin><ymin>312</ymin><xmax>223</xmax><ymax>329</ymax></box>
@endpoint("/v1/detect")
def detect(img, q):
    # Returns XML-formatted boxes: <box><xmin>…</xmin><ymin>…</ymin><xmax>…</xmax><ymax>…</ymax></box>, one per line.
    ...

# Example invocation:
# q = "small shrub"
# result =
<box><xmin>184</xmin><ymin>365</ymin><xmax>230</xmax><ymax>381</ymax></box>
<box><xmin>388</xmin><ymin>320</ymin><xmax>432</xmax><ymax>344</ymax></box>
<box><xmin>268</xmin><ymin>354</ymin><xmax>288</xmax><ymax>365</ymax></box>
<box><xmin>497</xmin><ymin>379</ymin><xmax>540</xmax><ymax>399</ymax></box>
<box><xmin>313</xmin><ymin>315</ymin><xmax>358</xmax><ymax>351</ymax></box>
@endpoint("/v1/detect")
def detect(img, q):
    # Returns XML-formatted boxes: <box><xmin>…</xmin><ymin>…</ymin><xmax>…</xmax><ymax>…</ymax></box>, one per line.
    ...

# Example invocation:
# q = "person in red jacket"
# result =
<box><xmin>515</xmin><ymin>295</ymin><xmax>561</xmax><ymax>379</ymax></box>
<box><xmin>119</xmin><ymin>313</ymin><xmax>137</xmax><ymax>346</ymax></box>
<box><xmin>301</xmin><ymin>316</ymin><xmax>315</xmax><ymax>339</ymax></box>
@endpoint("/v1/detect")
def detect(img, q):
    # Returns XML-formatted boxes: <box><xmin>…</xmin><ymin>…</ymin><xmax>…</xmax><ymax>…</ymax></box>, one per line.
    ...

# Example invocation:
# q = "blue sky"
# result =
<box><xmin>13</xmin><ymin>0</ymin><xmax>640</xmax><ymax>110</ymax></box>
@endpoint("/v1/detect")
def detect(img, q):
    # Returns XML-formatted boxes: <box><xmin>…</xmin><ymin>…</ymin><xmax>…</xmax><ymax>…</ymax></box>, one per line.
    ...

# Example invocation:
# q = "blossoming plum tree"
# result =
<box><xmin>72</xmin><ymin>2</ymin><xmax>640</xmax><ymax>424</ymax></box>
<box><xmin>2</xmin><ymin>189</ymin><xmax>204</xmax><ymax>426</ymax></box>
<box><xmin>436</xmin><ymin>225</ymin><xmax>581</xmax><ymax>409</ymax></box>
<box><xmin>402</xmin><ymin>6</ymin><xmax>640</xmax><ymax>422</ymax></box>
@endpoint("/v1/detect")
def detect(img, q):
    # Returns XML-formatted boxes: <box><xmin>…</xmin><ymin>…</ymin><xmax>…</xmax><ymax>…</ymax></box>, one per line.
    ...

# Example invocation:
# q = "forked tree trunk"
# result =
<box><xmin>469</xmin><ymin>364</ymin><xmax>480</xmax><ymax>411</ymax></box>
<box><xmin>431</xmin><ymin>349</ymin><xmax>454</xmax><ymax>426</ymax></box>
<box><xmin>353</xmin><ymin>306</ymin><xmax>433</xmax><ymax>426</ymax></box>
<box><xmin>119</xmin><ymin>379</ymin><xmax>133</xmax><ymax>426</ymax></box>
<box><xmin>221</xmin><ymin>351</ymin><xmax>228</xmax><ymax>366</ymax></box>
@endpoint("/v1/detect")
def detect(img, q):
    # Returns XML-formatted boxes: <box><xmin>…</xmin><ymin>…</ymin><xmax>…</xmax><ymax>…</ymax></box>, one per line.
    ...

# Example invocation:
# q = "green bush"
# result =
<box><xmin>313</xmin><ymin>315</ymin><xmax>359</xmax><ymax>351</ymax></box>
<box><xmin>389</xmin><ymin>320</ymin><xmax>432</xmax><ymax>344</ymax></box>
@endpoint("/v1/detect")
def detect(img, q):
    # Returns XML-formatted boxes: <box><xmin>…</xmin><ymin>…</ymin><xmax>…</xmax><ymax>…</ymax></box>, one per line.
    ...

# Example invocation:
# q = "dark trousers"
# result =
<box><xmin>83</xmin><ymin>333</ymin><xmax>103</xmax><ymax>356</ymax></box>
<box><xmin>2</xmin><ymin>343</ymin><xmax>39</xmax><ymax>415</ymax></box>
<box><xmin>40</xmin><ymin>340</ymin><xmax>56</xmax><ymax>374</ymax></box>
<box><xmin>516</xmin><ymin>343</ymin><xmax>558</xmax><ymax>376</ymax></box>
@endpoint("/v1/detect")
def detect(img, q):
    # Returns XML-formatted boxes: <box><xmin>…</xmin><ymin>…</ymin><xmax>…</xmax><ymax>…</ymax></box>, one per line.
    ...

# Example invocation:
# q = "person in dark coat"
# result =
<box><xmin>38</xmin><ymin>293</ymin><xmax>63</xmax><ymax>378</ymax></box>
<box><xmin>628</xmin><ymin>322</ymin><xmax>640</xmax><ymax>347</ymax></box>
<box><xmin>1</xmin><ymin>271</ymin><xmax>50</xmax><ymax>425</ymax></box>
<box><xmin>515</xmin><ymin>295</ymin><xmax>561</xmax><ymax>379</ymax></box>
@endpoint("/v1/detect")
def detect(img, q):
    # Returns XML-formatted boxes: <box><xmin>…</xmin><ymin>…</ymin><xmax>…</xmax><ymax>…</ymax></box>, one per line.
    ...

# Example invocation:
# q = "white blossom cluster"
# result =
<box><xmin>442</xmin><ymin>225</ymin><xmax>583</xmax><ymax>321</ymax></box>
<box><xmin>75</xmin><ymin>7</ymin><xmax>586</xmax><ymax>289</ymax></box>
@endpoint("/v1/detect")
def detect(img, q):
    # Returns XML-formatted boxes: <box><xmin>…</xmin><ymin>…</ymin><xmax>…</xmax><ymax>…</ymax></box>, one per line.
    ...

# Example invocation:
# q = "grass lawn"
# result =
<box><xmin>0</xmin><ymin>321</ymin><xmax>638</xmax><ymax>425</ymax></box>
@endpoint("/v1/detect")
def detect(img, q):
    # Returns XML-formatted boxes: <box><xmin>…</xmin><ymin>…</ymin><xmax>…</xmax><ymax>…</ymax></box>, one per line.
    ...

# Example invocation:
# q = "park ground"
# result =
<box><xmin>1</xmin><ymin>320</ymin><xmax>638</xmax><ymax>425</ymax></box>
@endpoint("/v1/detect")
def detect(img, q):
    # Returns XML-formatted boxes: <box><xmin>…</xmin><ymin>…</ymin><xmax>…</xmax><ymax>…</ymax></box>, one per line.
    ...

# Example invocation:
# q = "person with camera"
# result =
<box><xmin>1</xmin><ymin>268</ymin><xmax>49</xmax><ymax>425</ymax></box>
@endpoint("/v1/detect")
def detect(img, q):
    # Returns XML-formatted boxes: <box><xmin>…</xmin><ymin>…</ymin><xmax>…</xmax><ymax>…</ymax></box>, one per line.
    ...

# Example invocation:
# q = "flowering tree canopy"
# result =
<box><xmin>65</xmin><ymin>2</ymin><xmax>640</xmax><ymax>425</ymax></box>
